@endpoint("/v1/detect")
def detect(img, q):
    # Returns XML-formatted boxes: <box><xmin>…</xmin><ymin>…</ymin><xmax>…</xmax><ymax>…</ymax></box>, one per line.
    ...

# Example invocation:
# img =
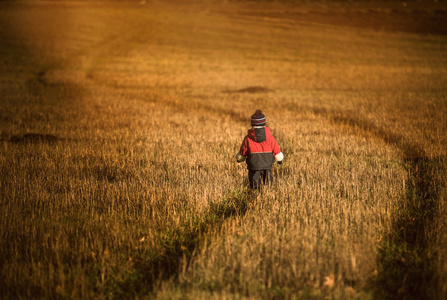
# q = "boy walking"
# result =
<box><xmin>236</xmin><ymin>110</ymin><xmax>284</xmax><ymax>190</ymax></box>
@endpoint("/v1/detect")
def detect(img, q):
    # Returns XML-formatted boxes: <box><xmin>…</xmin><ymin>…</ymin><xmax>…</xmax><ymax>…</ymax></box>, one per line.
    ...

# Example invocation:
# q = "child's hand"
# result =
<box><xmin>236</xmin><ymin>153</ymin><xmax>246</xmax><ymax>162</ymax></box>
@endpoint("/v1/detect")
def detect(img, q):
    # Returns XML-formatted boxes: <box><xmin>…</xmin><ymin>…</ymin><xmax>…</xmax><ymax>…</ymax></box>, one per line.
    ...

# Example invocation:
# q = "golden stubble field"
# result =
<box><xmin>1</xmin><ymin>0</ymin><xmax>446</xmax><ymax>299</ymax></box>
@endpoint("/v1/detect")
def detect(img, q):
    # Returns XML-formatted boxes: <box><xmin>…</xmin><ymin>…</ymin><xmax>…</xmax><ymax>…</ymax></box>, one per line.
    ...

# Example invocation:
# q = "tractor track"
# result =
<box><xmin>311</xmin><ymin>107</ymin><xmax>442</xmax><ymax>299</ymax></box>
<box><xmin>120</xmin><ymin>190</ymin><xmax>254</xmax><ymax>296</ymax></box>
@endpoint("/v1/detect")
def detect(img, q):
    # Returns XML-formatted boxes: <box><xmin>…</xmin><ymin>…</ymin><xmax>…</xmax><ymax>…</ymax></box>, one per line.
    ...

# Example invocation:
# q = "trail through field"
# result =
<box><xmin>309</xmin><ymin>108</ymin><xmax>441</xmax><ymax>298</ymax></box>
<box><xmin>127</xmin><ymin>190</ymin><xmax>255</xmax><ymax>292</ymax></box>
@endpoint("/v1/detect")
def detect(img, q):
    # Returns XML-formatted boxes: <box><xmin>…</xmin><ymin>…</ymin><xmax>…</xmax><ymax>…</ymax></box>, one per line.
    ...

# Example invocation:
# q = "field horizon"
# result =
<box><xmin>1</xmin><ymin>0</ymin><xmax>446</xmax><ymax>299</ymax></box>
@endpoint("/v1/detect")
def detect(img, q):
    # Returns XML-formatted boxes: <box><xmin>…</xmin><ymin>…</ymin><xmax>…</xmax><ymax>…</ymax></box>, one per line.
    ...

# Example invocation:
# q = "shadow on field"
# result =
<box><xmin>232</xmin><ymin>2</ymin><xmax>447</xmax><ymax>36</ymax></box>
<box><xmin>113</xmin><ymin>189</ymin><xmax>256</xmax><ymax>296</ymax></box>
<box><xmin>222</xmin><ymin>86</ymin><xmax>272</xmax><ymax>94</ymax></box>
<box><xmin>9</xmin><ymin>133</ymin><xmax>59</xmax><ymax>144</ymax></box>
<box><xmin>311</xmin><ymin>107</ymin><xmax>441</xmax><ymax>299</ymax></box>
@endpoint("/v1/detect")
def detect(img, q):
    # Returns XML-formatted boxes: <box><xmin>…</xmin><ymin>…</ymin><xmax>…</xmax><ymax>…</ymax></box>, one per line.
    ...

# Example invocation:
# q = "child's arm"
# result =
<box><xmin>271</xmin><ymin>136</ymin><xmax>284</xmax><ymax>164</ymax></box>
<box><xmin>236</xmin><ymin>136</ymin><xmax>249</xmax><ymax>163</ymax></box>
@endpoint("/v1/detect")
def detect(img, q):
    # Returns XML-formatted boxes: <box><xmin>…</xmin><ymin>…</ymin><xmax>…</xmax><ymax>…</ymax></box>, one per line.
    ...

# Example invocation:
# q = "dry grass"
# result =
<box><xmin>0</xmin><ymin>0</ymin><xmax>446</xmax><ymax>299</ymax></box>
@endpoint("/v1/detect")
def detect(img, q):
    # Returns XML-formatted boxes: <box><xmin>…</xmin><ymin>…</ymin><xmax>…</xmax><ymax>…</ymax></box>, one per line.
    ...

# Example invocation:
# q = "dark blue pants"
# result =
<box><xmin>249</xmin><ymin>169</ymin><xmax>272</xmax><ymax>190</ymax></box>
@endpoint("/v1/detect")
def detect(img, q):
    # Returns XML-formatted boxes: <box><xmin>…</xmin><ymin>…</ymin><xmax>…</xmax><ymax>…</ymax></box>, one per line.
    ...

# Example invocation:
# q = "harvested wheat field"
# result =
<box><xmin>1</xmin><ymin>0</ymin><xmax>446</xmax><ymax>299</ymax></box>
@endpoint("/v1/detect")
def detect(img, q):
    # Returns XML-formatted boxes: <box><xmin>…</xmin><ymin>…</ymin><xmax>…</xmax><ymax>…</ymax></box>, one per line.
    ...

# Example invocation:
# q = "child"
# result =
<box><xmin>236</xmin><ymin>110</ymin><xmax>284</xmax><ymax>190</ymax></box>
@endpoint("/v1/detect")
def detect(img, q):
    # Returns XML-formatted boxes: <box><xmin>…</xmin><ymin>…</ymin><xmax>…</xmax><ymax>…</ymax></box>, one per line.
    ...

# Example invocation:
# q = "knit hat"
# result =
<box><xmin>251</xmin><ymin>109</ymin><xmax>266</xmax><ymax>127</ymax></box>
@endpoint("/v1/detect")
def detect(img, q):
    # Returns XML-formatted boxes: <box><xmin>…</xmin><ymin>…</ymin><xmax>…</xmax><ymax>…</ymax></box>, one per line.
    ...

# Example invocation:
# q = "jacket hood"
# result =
<box><xmin>247</xmin><ymin>126</ymin><xmax>271</xmax><ymax>143</ymax></box>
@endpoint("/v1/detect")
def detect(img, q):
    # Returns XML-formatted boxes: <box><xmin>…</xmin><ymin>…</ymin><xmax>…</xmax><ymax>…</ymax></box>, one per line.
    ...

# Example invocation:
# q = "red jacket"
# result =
<box><xmin>239</xmin><ymin>127</ymin><xmax>281</xmax><ymax>170</ymax></box>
